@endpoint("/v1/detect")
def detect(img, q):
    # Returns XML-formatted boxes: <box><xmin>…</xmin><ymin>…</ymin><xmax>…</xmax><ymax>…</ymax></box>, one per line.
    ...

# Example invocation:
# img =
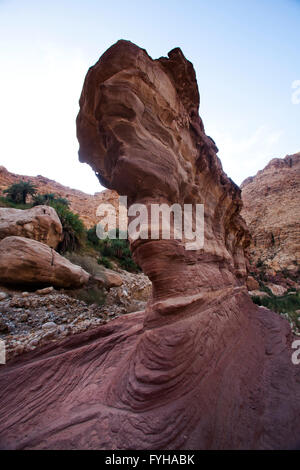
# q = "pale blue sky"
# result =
<box><xmin>0</xmin><ymin>0</ymin><xmax>299</xmax><ymax>193</ymax></box>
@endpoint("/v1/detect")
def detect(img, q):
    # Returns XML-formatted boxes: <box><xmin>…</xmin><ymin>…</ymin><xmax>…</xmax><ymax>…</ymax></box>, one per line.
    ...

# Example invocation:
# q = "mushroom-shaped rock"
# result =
<box><xmin>0</xmin><ymin>205</ymin><xmax>63</xmax><ymax>249</ymax></box>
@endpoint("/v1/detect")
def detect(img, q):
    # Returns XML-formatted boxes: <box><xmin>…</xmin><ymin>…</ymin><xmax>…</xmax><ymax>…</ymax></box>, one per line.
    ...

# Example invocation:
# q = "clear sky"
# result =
<box><xmin>0</xmin><ymin>0</ymin><xmax>299</xmax><ymax>194</ymax></box>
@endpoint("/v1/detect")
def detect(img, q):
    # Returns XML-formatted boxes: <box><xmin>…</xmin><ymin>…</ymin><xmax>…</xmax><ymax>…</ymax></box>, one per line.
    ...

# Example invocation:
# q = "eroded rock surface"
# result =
<box><xmin>0</xmin><ymin>205</ymin><xmax>62</xmax><ymax>249</ymax></box>
<box><xmin>241</xmin><ymin>153</ymin><xmax>300</xmax><ymax>281</ymax></box>
<box><xmin>0</xmin><ymin>41</ymin><xmax>299</xmax><ymax>450</ymax></box>
<box><xmin>0</xmin><ymin>236</ymin><xmax>89</xmax><ymax>288</ymax></box>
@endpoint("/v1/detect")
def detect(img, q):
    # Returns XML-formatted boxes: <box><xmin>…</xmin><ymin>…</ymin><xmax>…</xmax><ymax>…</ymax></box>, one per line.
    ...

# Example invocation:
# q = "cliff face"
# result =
<box><xmin>0</xmin><ymin>165</ymin><xmax>118</xmax><ymax>229</ymax></box>
<box><xmin>241</xmin><ymin>153</ymin><xmax>300</xmax><ymax>282</ymax></box>
<box><xmin>0</xmin><ymin>41</ymin><xmax>299</xmax><ymax>450</ymax></box>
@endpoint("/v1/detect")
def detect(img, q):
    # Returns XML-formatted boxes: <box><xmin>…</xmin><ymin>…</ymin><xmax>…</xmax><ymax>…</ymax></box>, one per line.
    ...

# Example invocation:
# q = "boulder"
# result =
<box><xmin>0</xmin><ymin>292</ymin><xmax>9</xmax><ymax>301</ymax></box>
<box><xmin>248</xmin><ymin>290</ymin><xmax>270</xmax><ymax>298</ymax></box>
<box><xmin>0</xmin><ymin>236</ymin><xmax>89</xmax><ymax>288</ymax></box>
<box><xmin>36</xmin><ymin>287</ymin><xmax>55</xmax><ymax>295</ymax></box>
<box><xmin>93</xmin><ymin>269</ymin><xmax>123</xmax><ymax>289</ymax></box>
<box><xmin>246</xmin><ymin>275</ymin><xmax>260</xmax><ymax>291</ymax></box>
<box><xmin>0</xmin><ymin>41</ymin><xmax>299</xmax><ymax>450</ymax></box>
<box><xmin>0</xmin><ymin>205</ymin><xmax>63</xmax><ymax>249</ymax></box>
<box><xmin>266</xmin><ymin>283</ymin><xmax>288</xmax><ymax>296</ymax></box>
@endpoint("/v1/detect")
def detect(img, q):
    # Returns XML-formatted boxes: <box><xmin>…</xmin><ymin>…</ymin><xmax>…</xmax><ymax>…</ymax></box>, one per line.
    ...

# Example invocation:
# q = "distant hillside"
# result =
<box><xmin>241</xmin><ymin>152</ymin><xmax>300</xmax><ymax>281</ymax></box>
<box><xmin>0</xmin><ymin>165</ymin><xmax>120</xmax><ymax>229</ymax></box>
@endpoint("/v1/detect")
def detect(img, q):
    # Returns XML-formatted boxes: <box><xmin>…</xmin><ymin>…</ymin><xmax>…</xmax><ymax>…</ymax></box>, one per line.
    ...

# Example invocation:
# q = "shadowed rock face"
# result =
<box><xmin>0</xmin><ymin>41</ymin><xmax>299</xmax><ymax>450</ymax></box>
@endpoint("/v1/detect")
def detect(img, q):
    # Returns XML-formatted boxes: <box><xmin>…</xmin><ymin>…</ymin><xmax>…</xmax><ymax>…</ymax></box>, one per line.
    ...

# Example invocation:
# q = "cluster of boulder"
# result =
<box><xmin>0</xmin><ymin>202</ymin><xmax>152</xmax><ymax>361</ymax></box>
<box><xmin>0</xmin><ymin>269</ymin><xmax>151</xmax><ymax>361</ymax></box>
<box><xmin>0</xmin><ymin>205</ymin><xmax>89</xmax><ymax>288</ymax></box>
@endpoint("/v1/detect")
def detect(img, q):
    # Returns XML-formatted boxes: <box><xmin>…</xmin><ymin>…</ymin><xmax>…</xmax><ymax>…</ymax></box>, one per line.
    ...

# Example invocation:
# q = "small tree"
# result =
<box><xmin>52</xmin><ymin>202</ymin><xmax>85</xmax><ymax>253</ymax></box>
<box><xmin>33</xmin><ymin>193</ymin><xmax>70</xmax><ymax>207</ymax></box>
<box><xmin>3</xmin><ymin>181</ymin><xmax>37</xmax><ymax>204</ymax></box>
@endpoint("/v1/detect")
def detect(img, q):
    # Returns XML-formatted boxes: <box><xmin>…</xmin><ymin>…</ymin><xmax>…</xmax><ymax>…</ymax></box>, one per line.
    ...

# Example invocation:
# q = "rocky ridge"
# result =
<box><xmin>0</xmin><ymin>165</ymin><xmax>119</xmax><ymax>229</ymax></box>
<box><xmin>241</xmin><ymin>153</ymin><xmax>300</xmax><ymax>282</ymax></box>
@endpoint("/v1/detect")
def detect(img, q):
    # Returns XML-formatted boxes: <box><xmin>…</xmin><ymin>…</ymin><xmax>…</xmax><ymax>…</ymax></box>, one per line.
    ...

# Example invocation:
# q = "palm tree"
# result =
<box><xmin>32</xmin><ymin>193</ymin><xmax>70</xmax><ymax>207</ymax></box>
<box><xmin>3</xmin><ymin>181</ymin><xmax>37</xmax><ymax>204</ymax></box>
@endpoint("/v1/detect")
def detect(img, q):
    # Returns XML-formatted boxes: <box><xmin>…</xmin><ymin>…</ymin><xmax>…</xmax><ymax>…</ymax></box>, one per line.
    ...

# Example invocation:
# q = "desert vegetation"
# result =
<box><xmin>252</xmin><ymin>286</ymin><xmax>300</xmax><ymax>333</ymax></box>
<box><xmin>0</xmin><ymin>181</ymin><xmax>140</xmax><ymax>272</ymax></box>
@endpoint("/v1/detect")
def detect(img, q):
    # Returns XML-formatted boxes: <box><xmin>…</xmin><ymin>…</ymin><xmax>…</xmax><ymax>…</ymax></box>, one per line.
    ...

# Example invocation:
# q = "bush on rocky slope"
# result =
<box><xmin>0</xmin><ymin>196</ymin><xmax>32</xmax><ymax>210</ymax></box>
<box><xmin>51</xmin><ymin>201</ymin><xmax>86</xmax><ymax>253</ymax></box>
<box><xmin>1</xmin><ymin>183</ymin><xmax>140</xmax><ymax>272</ymax></box>
<box><xmin>252</xmin><ymin>289</ymin><xmax>300</xmax><ymax>333</ymax></box>
<box><xmin>87</xmin><ymin>225</ymin><xmax>140</xmax><ymax>272</ymax></box>
<box><xmin>3</xmin><ymin>180</ymin><xmax>37</xmax><ymax>204</ymax></box>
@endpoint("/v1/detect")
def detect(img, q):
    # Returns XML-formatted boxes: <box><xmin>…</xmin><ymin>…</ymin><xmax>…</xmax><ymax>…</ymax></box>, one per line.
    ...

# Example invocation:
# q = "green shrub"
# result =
<box><xmin>3</xmin><ymin>181</ymin><xmax>37</xmax><ymax>204</ymax></box>
<box><xmin>33</xmin><ymin>193</ymin><xmax>70</xmax><ymax>207</ymax></box>
<box><xmin>97</xmin><ymin>256</ymin><xmax>112</xmax><ymax>269</ymax></box>
<box><xmin>258</xmin><ymin>292</ymin><xmax>300</xmax><ymax>314</ymax></box>
<box><xmin>87</xmin><ymin>225</ymin><xmax>100</xmax><ymax>247</ymax></box>
<box><xmin>252</xmin><ymin>290</ymin><xmax>300</xmax><ymax>333</ymax></box>
<box><xmin>252</xmin><ymin>296</ymin><xmax>262</xmax><ymax>306</ymax></box>
<box><xmin>119</xmin><ymin>256</ymin><xmax>141</xmax><ymax>271</ymax></box>
<box><xmin>51</xmin><ymin>202</ymin><xmax>85</xmax><ymax>253</ymax></box>
<box><xmin>0</xmin><ymin>196</ymin><xmax>31</xmax><ymax>210</ymax></box>
<box><xmin>258</xmin><ymin>282</ymin><xmax>273</xmax><ymax>296</ymax></box>
<box><xmin>87</xmin><ymin>225</ymin><xmax>140</xmax><ymax>272</ymax></box>
<box><xmin>65</xmin><ymin>252</ymin><xmax>103</xmax><ymax>276</ymax></box>
<box><xmin>70</xmin><ymin>286</ymin><xmax>105</xmax><ymax>306</ymax></box>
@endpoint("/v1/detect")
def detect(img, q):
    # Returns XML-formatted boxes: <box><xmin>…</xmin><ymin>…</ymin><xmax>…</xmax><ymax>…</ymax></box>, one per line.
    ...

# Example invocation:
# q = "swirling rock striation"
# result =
<box><xmin>0</xmin><ymin>41</ymin><xmax>299</xmax><ymax>450</ymax></box>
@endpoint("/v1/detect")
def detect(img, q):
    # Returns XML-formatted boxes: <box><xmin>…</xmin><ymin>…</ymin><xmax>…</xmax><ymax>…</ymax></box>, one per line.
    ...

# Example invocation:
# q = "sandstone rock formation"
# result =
<box><xmin>266</xmin><ymin>283</ymin><xmax>287</xmax><ymax>296</ymax></box>
<box><xmin>241</xmin><ymin>153</ymin><xmax>300</xmax><ymax>282</ymax></box>
<box><xmin>0</xmin><ymin>236</ymin><xmax>89</xmax><ymax>288</ymax></box>
<box><xmin>93</xmin><ymin>269</ymin><xmax>123</xmax><ymax>289</ymax></box>
<box><xmin>0</xmin><ymin>165</ymin><xmax>119</xmax><ymax>229</ymax></box>
<box><xmin>0</xmin><ymin>205</ymin><xmax>62</xmax><ymax>249</ymax></box>
<box><xmin>0</xmin><ymin>41</ymin><xmax>299</xmax><ymax>450</ymax></box>
<box><xmin>246</xmin><ymin>275</ymin><xmax>260</xmax><ymax>291</ymax></box>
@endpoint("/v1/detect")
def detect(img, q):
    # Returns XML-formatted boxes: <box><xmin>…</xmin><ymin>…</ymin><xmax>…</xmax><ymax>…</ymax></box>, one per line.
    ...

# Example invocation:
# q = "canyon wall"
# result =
<box><xmin>241</xmin><ymin>153</ymin><xmax>300</xmax><ymax>282</ymax></box>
